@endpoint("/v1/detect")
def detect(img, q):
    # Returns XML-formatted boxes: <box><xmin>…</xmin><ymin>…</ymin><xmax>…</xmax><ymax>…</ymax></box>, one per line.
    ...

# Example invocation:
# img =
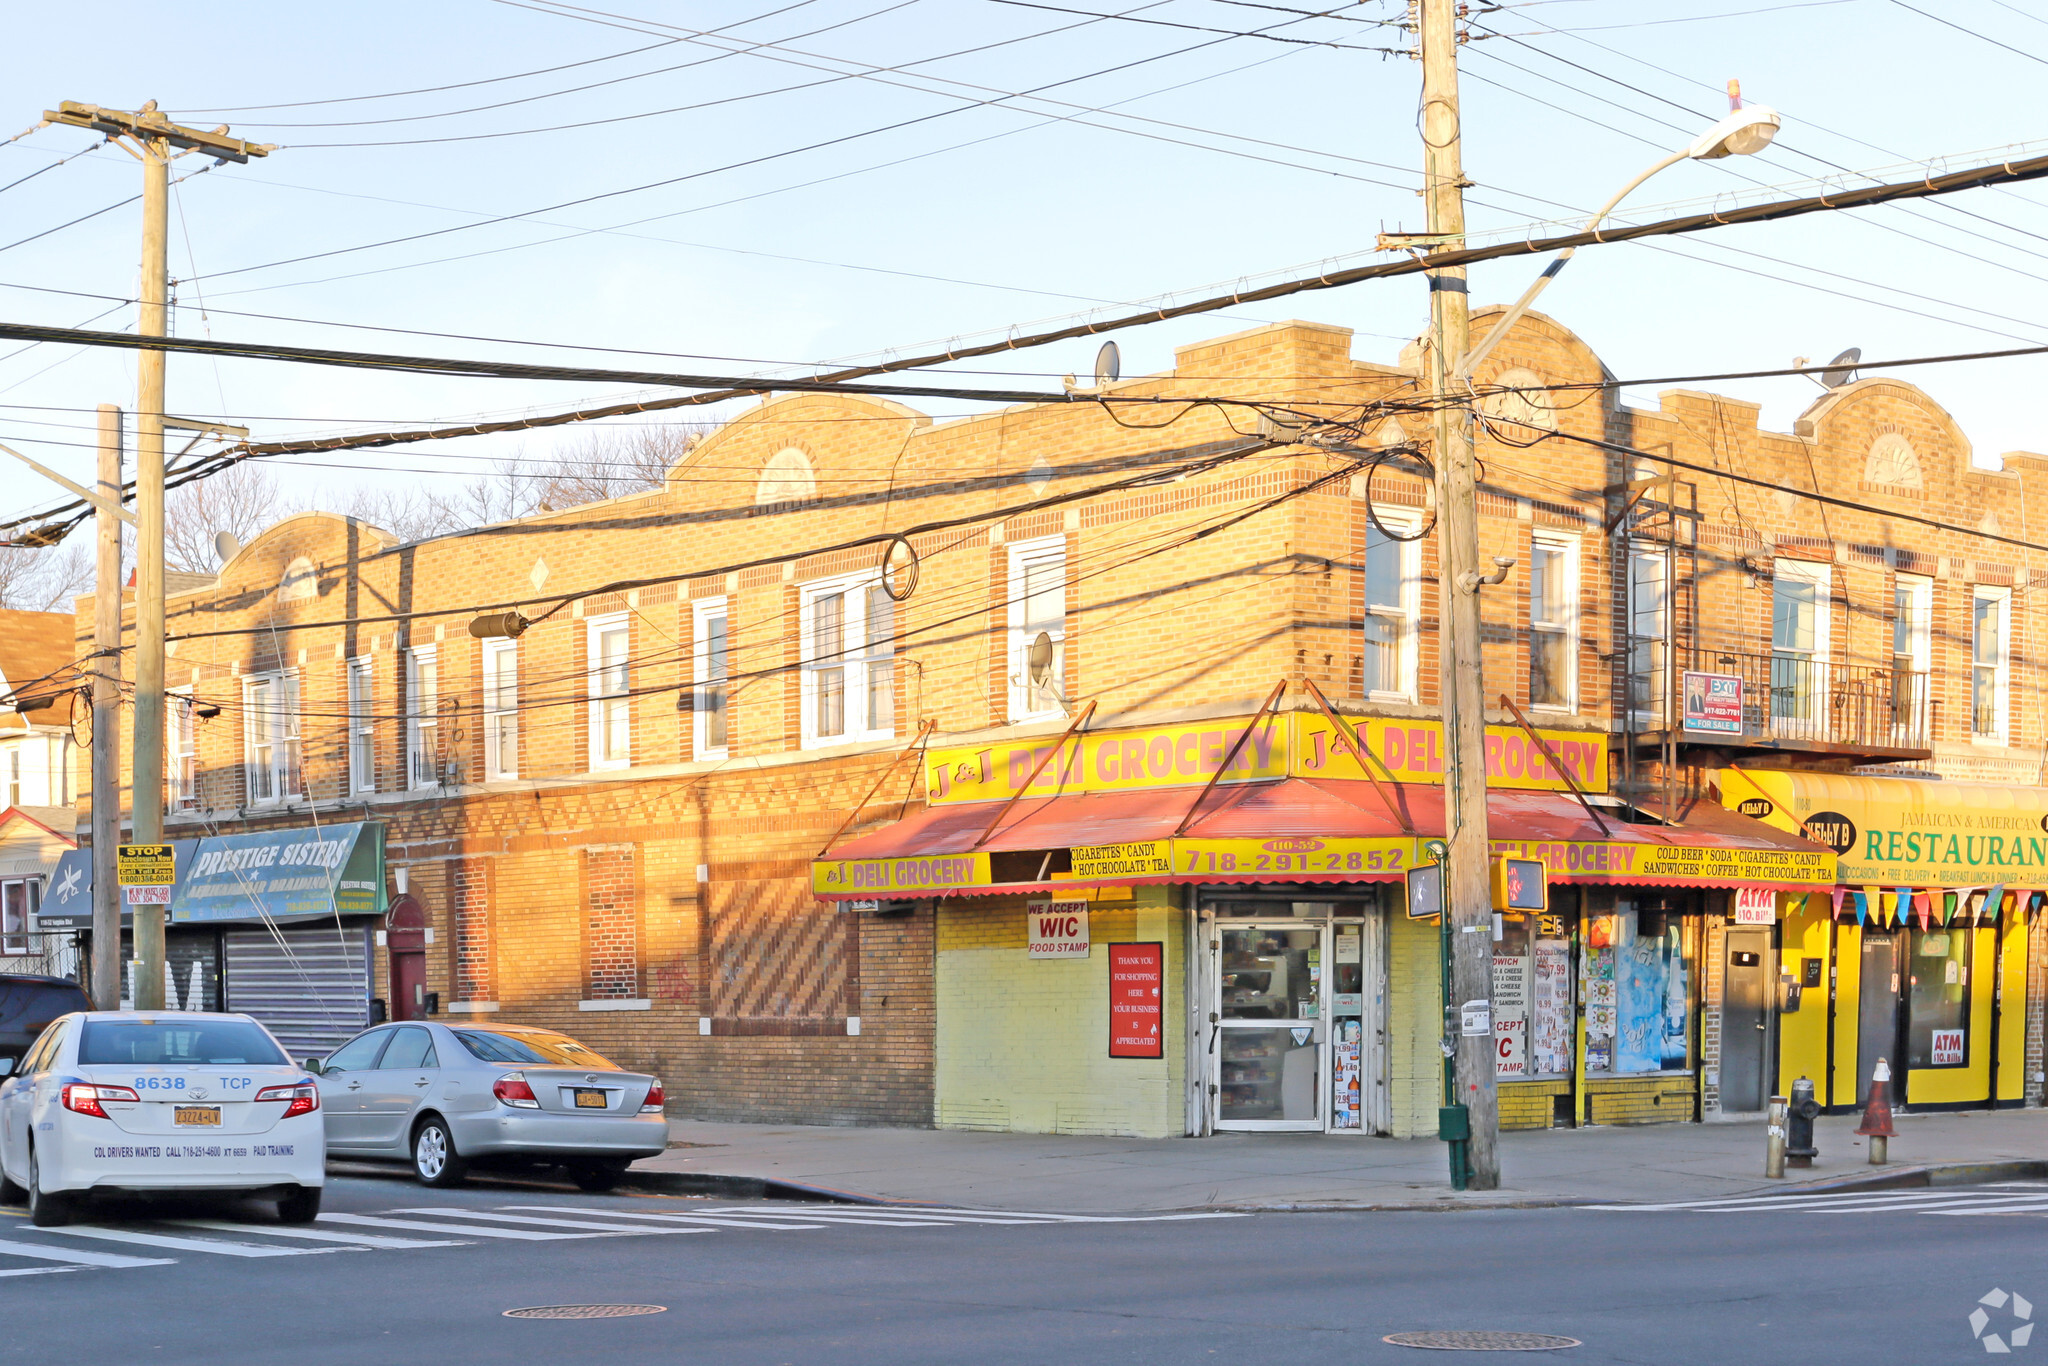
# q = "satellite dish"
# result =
<box><xmin>213</xmin><ymin>531</ymin><xmax>241</xmax><ymax>566</ymax></box>
<box><xmin>1028</xmin><ymin>631</ymin><xmax>1055</xmax><ymax>687</ymax></box>
<box><xmin>1093</xmin><ymin>341</ymin><xmax>1120</xmax><ymax>388</ymax></box>
<box><xmin>1821</xmin><ymin>347</ymin><xmax>1861</xmax><ymax>389</ymax></box>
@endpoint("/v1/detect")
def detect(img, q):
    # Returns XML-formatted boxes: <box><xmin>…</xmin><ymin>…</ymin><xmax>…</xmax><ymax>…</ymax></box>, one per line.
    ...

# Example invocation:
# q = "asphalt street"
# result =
<box><xmin>0</xmin><ymin>1171</ymin><xmax>2040</xmax><ymax>1364</ymax></box>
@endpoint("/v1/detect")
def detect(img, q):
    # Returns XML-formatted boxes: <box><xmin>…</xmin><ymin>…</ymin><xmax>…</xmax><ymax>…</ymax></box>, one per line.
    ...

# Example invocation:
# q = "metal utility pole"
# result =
<box><xmin>44</xmin><ymin>102</ymin><xmax>271</xmax><ymax>1009</ymax></box>
<box><xmin>1418</xmin><ymin>0</ymin><xmax>1501</xmax><ymax>1189</ymax></box>
<box><xmin>91</xmin><ymin>405</ymin><xmax>123</xmax><ymax>1011</ymax></box>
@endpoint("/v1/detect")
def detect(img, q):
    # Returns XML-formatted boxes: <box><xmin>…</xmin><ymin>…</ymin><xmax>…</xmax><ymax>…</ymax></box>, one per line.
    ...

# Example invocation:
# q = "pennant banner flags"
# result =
<box><xmin>1911</xmin><ymin>889</ymin><xmax>1932</xmax><ymax>931</ymax></box>
<box><xmin>1941</xmin><ymin>891</ymin><xmax>1956</xmax><ymax>927</ymax></box>
<box><xmin>1983</xmin><ymin>884</ymin><xmax>2006</xmax><ymax>926</ymax></box>
<box><xmin>1831</xmin><ymin>887</ymin><xmax>1850</xmax><ymax>921</ymax></box>
<box><xmin>1854</xmin><ymin>887</ymin><xmax>1869</xmax><ymax>927</ymax></box>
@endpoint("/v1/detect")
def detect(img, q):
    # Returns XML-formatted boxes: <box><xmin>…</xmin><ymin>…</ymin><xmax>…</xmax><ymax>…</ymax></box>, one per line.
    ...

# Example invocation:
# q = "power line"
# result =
<box><xmin>1887</xmin><ymin>0</ymin><xmax>2048</xmax><ymax>66</ymax></box>
<box><xmin>985</xmin><ymin>0</ymin><xmax>1402</xmax><ymax>50</ymax></box>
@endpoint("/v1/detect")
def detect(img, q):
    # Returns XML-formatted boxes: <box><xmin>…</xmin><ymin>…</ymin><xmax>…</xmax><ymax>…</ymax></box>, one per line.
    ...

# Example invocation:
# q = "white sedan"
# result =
<box><xmin>0</xmin><ymin>1011</ymin><xmax>326</xmax><ymax>1227</ymax></box>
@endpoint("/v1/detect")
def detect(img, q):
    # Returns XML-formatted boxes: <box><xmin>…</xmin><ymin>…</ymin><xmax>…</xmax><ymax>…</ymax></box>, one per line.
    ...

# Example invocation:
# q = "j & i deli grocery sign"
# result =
<box><xmin>923</xmin><ymin>712</ymin><xmax>1608</xmax><ymax>804</ymax></box>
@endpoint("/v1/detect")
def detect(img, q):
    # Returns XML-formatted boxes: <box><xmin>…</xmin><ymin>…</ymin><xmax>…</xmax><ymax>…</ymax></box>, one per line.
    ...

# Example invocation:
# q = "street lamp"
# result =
<box><xmin>1460</xmin><ymin>95</ymin><xmax>1781</xmax><ymax>379</ymax></box>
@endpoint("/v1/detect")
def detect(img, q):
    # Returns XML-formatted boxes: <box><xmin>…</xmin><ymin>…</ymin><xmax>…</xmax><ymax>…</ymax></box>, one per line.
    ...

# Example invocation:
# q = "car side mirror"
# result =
<box><xmin>302</xmin><ymin>1057</ymin><xmax>326</xmax><ymax>1075</ymax></box>
<box><xmin>0</xmin><ymin>1057</ymin><xmax>15</xmax><ymax>1078</ymax></box>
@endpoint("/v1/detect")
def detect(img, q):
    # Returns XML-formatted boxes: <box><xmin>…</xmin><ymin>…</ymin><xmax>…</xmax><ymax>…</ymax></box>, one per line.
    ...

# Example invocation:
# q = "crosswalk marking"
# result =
<box><xmin>0</xmin><ymin>1195</ymin><xmax>1251</xmax><ymax>1280</ymax></box>
<box><xmin>166</xmin><ymin>1219</ymin><xmax>470</xmax><ymax>1249</ymax></box>
<box><xmin>316</xmin><ymin>1213</ymin><xmax>607</xmax><ymax>1241</ymax></box>
<box><xmin>35</xmin><ymin>1225</ymin><xmax>344</xmax><ymax>1258</ymax></box>
<box><xmin>388</xmin><ymin>1208</ymin><xmax>711</xmax><ymax>1235</ymax></box>
<box><xmin>0</xmin><ymin>1235</ymin><xmax>173</xmax><ymax>1268</ymax></box>
<box><xmin>1588</xmin><ymin>1186</ymin><xmax>2048</xmax><ymax>1216</ymax></box>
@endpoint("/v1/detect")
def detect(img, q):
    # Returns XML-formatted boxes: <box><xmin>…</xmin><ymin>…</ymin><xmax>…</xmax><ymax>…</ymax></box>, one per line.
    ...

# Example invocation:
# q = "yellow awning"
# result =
<box><xmin>1718</xmin><ymin>768</ymin><xmax>2048</xmax><ymax>888</ymax></box>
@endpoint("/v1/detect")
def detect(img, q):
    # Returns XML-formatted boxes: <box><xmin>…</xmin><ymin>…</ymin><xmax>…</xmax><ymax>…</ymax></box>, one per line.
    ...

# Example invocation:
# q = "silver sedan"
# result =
<box><xmin>304</xmin><ymin>1021</ymin><xmax>668</xmax><ymax>1189</ymax></box>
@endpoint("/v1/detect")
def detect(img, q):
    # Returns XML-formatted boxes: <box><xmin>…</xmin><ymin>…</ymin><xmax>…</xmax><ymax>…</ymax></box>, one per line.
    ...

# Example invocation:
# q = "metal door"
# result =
<box><xmin>1210</xmin><ymin>923</ymin><xmax>1325</xmax><ymax>1131</ymax></box>
<box><xmin>1721</xmin><ymin>928</ymin><xmax>1772</xmax><ymax>1112</ymax></box>
<box><xmin>1857</xmin><ymin>932</ymin><xmax>1901</xmax><ymax>1105</ymax></box>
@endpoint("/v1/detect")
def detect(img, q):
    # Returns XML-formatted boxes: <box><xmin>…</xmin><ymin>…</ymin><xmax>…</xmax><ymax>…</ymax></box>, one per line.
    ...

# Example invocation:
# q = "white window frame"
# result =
<box><xmin>242</xmin><ymin>670</ymin><xmax>301</xmax><ymax>805</ymax></box>
<box><xmin>1971</xmin><ymin>586</ymin><xmax>2012</xmax><ymax>742</ymax></box>
<box><xmin>405</xmin><ymin>646</ymin><xmax>439</xmax><ymax>790</ymax></box>
<box><xmin>346</xmin><ymin>657</ymin><xmax>376</xmax><ymax>794</ymax></box>
<box><xmin>482</xmin><ymin>640</ymin><xmax>519</xmax><ymax>781</ymax></box>
<box><xmin>1362</xmin><ymin>511</ymin><xmax>1420</xmax><ymax>703</ymax></box>
<box><xmin>1006</xmin><ymin>536</ymin><xmax>1068</xmax><ymax>722</ymax></box>
<box><xmin>1527</xmin><ymin>533</ymin><xmax>1578</xmax><ymax>713</ymax></box>
<box><xmin>168</xmin><ymin>688</ymin><xmax>197</xmax><ymax>811</ymax></box>
<box><xmin>692</xmin><ymin>597</ymin><xmax>730</xmax><ymax>759</ymax></box>
<box><xmin>0</xmin><ymin>876</ymin><xmax>35</xmax><ymax>955</ymax></box>
<box><xmin>1892</xmin><ymin>574</ymin><xmax>1932</xmax><ymax>739</ymax></box>
<box><xmin>800</xmin><ymin>573</ymin><xmax>896</xmax><ymax>748</ymax></box>
<box><xmin>5</xmin><ymin>744</ymin><xmax>19</xmax><ymax>809</ymax></box>
<box><xmin>587</xmin><ymin>614</ymin><xmax>632</xmax><ymax>771</ymax></box>
<box><xmin>1770</xmin><ymin>558</ymin><xmax>1832</xmax><ymax>735</ymax></box>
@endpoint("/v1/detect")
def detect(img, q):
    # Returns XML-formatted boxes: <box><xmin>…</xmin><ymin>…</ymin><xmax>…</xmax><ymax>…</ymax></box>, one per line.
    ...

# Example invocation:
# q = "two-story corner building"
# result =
<box><xmin>51</xmin><ymin>310</ymin><xmax>2044</xmax><ymax>1140</ymax></box>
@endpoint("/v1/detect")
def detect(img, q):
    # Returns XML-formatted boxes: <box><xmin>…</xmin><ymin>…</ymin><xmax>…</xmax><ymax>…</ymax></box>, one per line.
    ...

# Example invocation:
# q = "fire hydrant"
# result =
<box><xmin>1856</xmin><ymin>1057</ymin><xmax>1896</xmax><ymax>1165</ymax></box>
<box><xmin>1786</xmin><ymin>1076</ymin><xmax>1820</xmax><ymax>1168</ymax></box>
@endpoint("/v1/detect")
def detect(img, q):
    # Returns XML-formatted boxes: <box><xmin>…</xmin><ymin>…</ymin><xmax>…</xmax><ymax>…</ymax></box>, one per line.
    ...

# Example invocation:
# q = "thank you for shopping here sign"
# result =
<box><xmin>922</xmin><ymin>712</ymin><xmax>1608</xmax><ymax>804</ymax></box>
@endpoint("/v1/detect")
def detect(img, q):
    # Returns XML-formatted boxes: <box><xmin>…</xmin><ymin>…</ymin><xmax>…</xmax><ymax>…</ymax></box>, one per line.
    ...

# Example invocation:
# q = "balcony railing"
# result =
<box><xmin>1632</xmin><ymin>647</ymin><xmax>1931</xmax><ymax>751</ymax></box>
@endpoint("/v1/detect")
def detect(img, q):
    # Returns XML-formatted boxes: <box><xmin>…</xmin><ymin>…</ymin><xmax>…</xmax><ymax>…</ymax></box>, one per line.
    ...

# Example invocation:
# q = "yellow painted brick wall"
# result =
<box><xmin>1587</xmin><ymin>1075</ymin><xmax>1696</xmax><ymax>1124</ymax></box>
<box><xmin>1386</xmin><ymin>910</ymin><xmax>1443</xmax><ymax>1139</ymax></box>
<box><xmin>935</xmin><ymin>887</ymin><xmax>1183</xmax><ymax>1137</ymax></box>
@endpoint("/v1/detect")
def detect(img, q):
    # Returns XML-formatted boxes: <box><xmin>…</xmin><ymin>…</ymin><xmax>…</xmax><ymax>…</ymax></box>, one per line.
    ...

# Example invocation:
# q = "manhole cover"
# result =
<box><xmin>503</xmin><ymin>1304</ymin><xmax>668</xmax><ymax>1321</ymax></box>
<box><xmin>1384</xmin><ymin>1331</ymin><xmax>1581</xmax><ymax>1351</ymax></box>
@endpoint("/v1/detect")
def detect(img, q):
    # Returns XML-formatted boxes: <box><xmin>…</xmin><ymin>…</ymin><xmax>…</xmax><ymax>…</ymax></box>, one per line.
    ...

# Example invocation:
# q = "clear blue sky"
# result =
<box><xmin>0</xmin><ymin>0</ymin><xmax>2044</xmax><ymax>527</ymax></box>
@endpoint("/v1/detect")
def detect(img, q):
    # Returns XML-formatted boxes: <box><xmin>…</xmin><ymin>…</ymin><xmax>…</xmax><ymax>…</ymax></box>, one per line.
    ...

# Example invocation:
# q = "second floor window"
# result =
<box><xmin>483</xmin><ymin>640</ymin><xmax>518</xmax><ymax>780</ymax></box>
<box><xmin>802</xmin><ymin>577</ymin><xmax>893</xmax><ymax>746</ymax></box>
<box><xmin>168</xmin><ymin>691</ymin><xmax>197</xmax><ymax>811</ymax></box>
<box><xmin>347</xmin><ymin>658</ymin><xmax>375</xmax><ymax>794</ymax></box>
<box><xmin>1363</xmin><ymin>516</ymin><xmax>1418</xmax><ymax>701</ymax></box>
<box><xmin>1007</xmin><ymin>538</ymin><xmax>1067</xmax><ymax>721</ymax></box>
<box><xmin>1972</xmin><ymin>589</ymin><xmax>2009</xmax><ymax>740</ymax></box>
<box><xmin>405</xmin><ymin>647</ymin><xmax>438</xmax><ymax>789</ymax></box>
<box><xmin>693</xmin><ymin>599</ymin><xmax>729</xmax><ymax>758</ymax></box>
<box><xmin>1891</xmin><ymin>575</ymin><xmax>1931</xmax><ymax>733</ymax></box>
<box><xmin>1528</xmin><ymin>538</ymin><xmax>1576</xmax><ymax>710</ymax></box>
<box><xmin>244</xmin><ymin>672</ymin><xmax>300</xmax><ymax>804</ymax></box>
<box><xmin>589</xmin><ymin>616</ymin><xmax>631</xmax><ymax>769</ymax></box>
<box><xmin>1770</xmin><ymin>560</ymin><xmax>1829</xmax><ymax>729</ymax></box>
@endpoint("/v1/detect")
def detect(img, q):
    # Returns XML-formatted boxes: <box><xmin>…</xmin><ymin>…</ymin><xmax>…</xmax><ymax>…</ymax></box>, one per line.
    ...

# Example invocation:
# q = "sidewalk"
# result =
<box><xmin>633</xmin><ymin>1108</ymin><xmax>2048</xmax><ymax>1212</ymax></box>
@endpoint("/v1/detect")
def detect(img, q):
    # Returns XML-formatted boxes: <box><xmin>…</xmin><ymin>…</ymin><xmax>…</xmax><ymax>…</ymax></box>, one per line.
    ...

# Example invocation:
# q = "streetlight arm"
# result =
<box><xmin>1457</xmin><ymin>148</ymin><xmax>1690</xmax><ymax>381</ymax></box>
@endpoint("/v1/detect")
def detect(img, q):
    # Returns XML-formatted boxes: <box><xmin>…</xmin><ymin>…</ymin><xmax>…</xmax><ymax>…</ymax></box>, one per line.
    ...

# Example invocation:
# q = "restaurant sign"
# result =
<box><xmin>925</xmin><ymin>712</ymin><xmax>1607</xmax><ymax>804</ymax></box>
<box><xmin>1719</xmin><ymin>768</ymin><xmax>2048</xmax><ymax>889</ymax></box>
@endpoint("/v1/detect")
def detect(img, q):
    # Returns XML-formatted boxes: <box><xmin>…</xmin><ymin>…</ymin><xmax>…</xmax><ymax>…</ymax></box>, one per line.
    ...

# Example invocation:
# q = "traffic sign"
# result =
<box><xmin>116</xmin><ymin>843</ymin><xmax>175</xmax><ymax>886</ymax></box>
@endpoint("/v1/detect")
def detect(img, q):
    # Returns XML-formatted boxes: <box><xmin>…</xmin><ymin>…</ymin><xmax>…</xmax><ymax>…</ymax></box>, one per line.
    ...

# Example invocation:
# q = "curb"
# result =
<box><xmin>616</xmin><ymin>1170</ymin><xmax>903</xmax><ymax>1205</ymax></box>
<box><xmin>1765</xmin><ymin>1158</ymin><xmax>2048</xmax><ymax>1196</ymax></box>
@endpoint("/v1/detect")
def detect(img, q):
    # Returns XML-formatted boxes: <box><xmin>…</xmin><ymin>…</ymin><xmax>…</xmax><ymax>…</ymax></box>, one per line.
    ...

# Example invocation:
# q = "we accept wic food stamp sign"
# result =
<box><xmin>1028</xmin><ymin>899</ymin><xmax>1090</xmax><ymax>958</ymax></box>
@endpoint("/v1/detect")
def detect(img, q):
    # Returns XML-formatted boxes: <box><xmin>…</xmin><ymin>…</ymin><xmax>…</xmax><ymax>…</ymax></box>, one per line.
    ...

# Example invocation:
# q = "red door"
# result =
<box><xmin>387</xmin><ymin>893</ymin><xmax>428</xmax><ymax>1022</ymax></box>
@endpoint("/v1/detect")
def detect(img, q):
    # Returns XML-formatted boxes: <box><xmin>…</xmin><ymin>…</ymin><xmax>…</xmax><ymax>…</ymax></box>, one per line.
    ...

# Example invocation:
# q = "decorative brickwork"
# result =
<box><xmin>451</xmin><ymin>858</ymin><xmax>494</xmax><ymax>1003</ymax></box>
<box><xmin>583</xmin><ymin>846</ymin><xmax>639</xmax><ymax>1000</ymax></box>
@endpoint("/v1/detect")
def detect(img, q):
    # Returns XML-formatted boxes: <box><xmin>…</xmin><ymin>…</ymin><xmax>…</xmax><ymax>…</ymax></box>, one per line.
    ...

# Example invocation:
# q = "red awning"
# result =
<box><xmin>815</xmin><ymin>778</ymin><xmax>1834</xmax><ymax>898</ymax></box>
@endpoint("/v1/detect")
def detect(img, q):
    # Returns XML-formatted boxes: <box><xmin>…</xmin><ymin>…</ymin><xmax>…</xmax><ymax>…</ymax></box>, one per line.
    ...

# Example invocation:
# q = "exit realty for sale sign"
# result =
<box><xmin>1028</xmin><ymin>900</ymin><xmax>1091</xmax><ymax>958</ymax></box>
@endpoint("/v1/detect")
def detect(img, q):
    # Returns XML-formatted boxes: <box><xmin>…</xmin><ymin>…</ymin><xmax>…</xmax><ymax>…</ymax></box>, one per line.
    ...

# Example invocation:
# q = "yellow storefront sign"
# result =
<box><xmin>812</xmin><ymin>851</ymin><xmax>992</xmax><ymax>897</ymax></box>
<box><xmin>1173</xmin><ymin>836</ymin><xmax>1418</xmax><ymax>880</ymax></box>
<box><xmin>1070</xmin><ymin>841</ymin><xmax>1174</xmax><ymax>879</ymax></box>
<box><xmin>1719</xmin><ymin>768</ymin><xmax>2048</xmax><ymax>888</ymax></box>
<box><xmin>1488</xmin><ymin>836</ymin><xmax>1834</xmax><ymax>887</ymax></box>
<box><xmin>923</xmin><ymin>713</ymin><xmax>1608</xmax><ymax>804</ymax></box>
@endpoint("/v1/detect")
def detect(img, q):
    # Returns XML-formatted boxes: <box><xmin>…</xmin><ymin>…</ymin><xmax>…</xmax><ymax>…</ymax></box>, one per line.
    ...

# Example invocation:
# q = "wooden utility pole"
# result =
<box><xmin>43</xmin><ymin>102</ymin><xmax>271</xmax><ymax>1009</ymax></box>
<box><xmin>1418</xmin><ymin>0</ymin><xmax>1501</xmax><ymax>1189</ymax></box>
<box><xmin>91</xmin><ymin>404</ymin><xmax>123</xmax><ymax>1011</ymax></box>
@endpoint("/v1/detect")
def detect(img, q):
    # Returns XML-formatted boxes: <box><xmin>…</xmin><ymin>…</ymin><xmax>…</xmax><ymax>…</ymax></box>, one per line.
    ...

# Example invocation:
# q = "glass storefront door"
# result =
<box><xmin>1214</xmin><ymin>924</ymin><xmax>1324</xmax><ymax>1129</ymax></box>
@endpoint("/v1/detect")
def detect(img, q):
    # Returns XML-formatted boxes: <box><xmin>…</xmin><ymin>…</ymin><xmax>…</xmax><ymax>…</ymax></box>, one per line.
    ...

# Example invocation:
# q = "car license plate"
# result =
<box><xmin>175</xmin><ymin>1106</ymin><xmax>221</xmax><ymax>1126</ymax></box>
<box><xmin>573</xmin><ymin>1089</ymin><xmax>608</xmax><ymax>1109</ymax></box>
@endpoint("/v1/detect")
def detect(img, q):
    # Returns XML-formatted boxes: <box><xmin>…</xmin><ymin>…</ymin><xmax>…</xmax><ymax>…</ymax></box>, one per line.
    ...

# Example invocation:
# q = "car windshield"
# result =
<box><xmin>79</xmin><ymin>1020</ymin><xmax>287</xmax><ymax>1067</ymax></box>
<box><xmin>454</xmin><ymin>1028</ymin><xmax>619</xmax><ymax>1070</ymax></box>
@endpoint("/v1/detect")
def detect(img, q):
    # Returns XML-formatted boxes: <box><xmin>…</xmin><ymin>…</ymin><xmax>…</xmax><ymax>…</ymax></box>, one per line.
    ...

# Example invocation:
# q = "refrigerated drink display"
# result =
<box><xmin>1332</xmin><ymin>1019</ymin><xmax>1363</xmax><ymax>1129</ymax></box>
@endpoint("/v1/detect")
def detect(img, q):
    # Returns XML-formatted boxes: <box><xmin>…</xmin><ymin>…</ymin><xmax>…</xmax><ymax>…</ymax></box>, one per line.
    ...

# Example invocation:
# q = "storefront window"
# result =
<box><xmin>1906</xmin><ymin>928</ymin><xmax>1970</xmax><ymax>1069</ymax></box>
<box><xmin>1584</xmin><ymin>900</ymin><xmax>1692</xmax><ymax>1075</ymax></box>
<box><xmin>1493</xmin><ymin>913</ymin><xmax>1532</xmax><ymax>1079</ymax></box>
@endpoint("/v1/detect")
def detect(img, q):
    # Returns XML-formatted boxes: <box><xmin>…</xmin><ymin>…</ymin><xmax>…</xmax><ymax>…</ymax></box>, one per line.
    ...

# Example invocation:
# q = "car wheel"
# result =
<box><xmin>26</xmin><ymin>1144</ymin><xmax>72</xmax><ymax>1228</ymax></box>
<box><xmin>412</xmin><ymin>1117</ymin><xmax>468</xmax><ymax>1188</ymax></box>
<box><xmin>569</xmin><ymin>1161</ymin><xmax>628</xmax><ymax>1193</ymax></box>
<box><xmin>276</xmin><ymin>1186</ymin><xmax>322</xmax><ymax>1224</ymax></box>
